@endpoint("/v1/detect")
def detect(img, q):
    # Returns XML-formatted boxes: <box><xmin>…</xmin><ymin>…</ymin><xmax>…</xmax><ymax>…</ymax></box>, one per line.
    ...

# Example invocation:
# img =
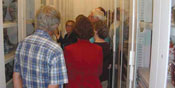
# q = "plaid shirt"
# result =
<box><xmin>14</xmin><ymin>30</ymin><xmax>68</xmax><ymax>88</ymax></box>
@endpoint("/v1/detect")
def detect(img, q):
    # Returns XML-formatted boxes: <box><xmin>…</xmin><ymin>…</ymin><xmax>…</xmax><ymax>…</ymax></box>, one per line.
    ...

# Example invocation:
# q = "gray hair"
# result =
<box><xmin>91</xmin><ymin>8</ymin><xmax>106</xmax><ymax>21</ymax></box>
<box><xmin>36</xmin><ymin>6</ymin><xmax>61</xmax><ymax>31</ymax></box>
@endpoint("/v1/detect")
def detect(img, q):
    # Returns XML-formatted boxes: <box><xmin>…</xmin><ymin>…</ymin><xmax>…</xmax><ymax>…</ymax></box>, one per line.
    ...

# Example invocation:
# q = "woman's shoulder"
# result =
<box><xmin>92</xmin><ymin>43</ymin><xmax>103</xmax><ymax>50</ymax></box>
<box><xmin>94</xmin><ymin>42</ymin><xmax>110</xmax><ymax>47</ymax></box>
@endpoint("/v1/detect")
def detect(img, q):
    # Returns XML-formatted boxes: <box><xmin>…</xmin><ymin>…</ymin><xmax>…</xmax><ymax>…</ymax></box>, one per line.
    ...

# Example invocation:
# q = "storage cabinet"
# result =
<box><xmin>133</xmin><ymin>0</ymin><xmax>173</xmax><ymax>88</ymax></box>
<box><xmin>134</xmin><ymin>0</ymin><xmax>153</xmax><ymax>88</ymax></box>
<box><xmin>113</xmin><ymin>0</ymin><xmax>174</xmax><ymax>88</ymax></box>
<box><xmin>0</xmin><ymin>0</ymin><xmax>43</xmax><ymax>87</ymax></box>
<box><xmin>2</xmin><ymin>0</ymin><xmax>19</xmax><ymax>87</ymax></box>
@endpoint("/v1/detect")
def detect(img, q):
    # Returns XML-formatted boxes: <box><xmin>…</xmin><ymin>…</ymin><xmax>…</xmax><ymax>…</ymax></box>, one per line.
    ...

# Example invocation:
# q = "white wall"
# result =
<box><xmin>72</xmin><ymin>0</ymin><xmax>114</xmax><ymax>19</ymax></box>
<box><xmin>56</xmin><ymin>0</ymin><xmax>114</xmax><ymax>36</ymax></box>
<box><xmin>72</xmin><ymin>0</ymin><xmax>100</xmax><ymax>18</ymax></box>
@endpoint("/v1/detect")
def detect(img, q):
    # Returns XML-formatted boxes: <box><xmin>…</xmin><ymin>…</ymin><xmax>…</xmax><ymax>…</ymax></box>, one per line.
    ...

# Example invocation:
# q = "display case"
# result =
<box><xmin>113</xmin><ymin>0</ymin><xmax>173</xmax><ymax>88</ymax></box>
<box><xmin>2</xmin><ymin>0</ymin><xmax>18</xmax><ymax>87</ymax></box>
<box><xmin>132</xmin><ymin>0</ymin><xmax>174</xmax><ymax>88</ymax></box>
<box><xmin>133</xmin><ymin>0</ymin><xmax>153</xmax><ymax>88</ymax></box>
<box><xmin>0</xmin><ymin>0</ymin><xmax>43</xmax><ymax>87</ymax></box>
<box><xmin>112</xmin><ymin>0</ymin><xmax>130</xmax><ymax>87</ymax></box>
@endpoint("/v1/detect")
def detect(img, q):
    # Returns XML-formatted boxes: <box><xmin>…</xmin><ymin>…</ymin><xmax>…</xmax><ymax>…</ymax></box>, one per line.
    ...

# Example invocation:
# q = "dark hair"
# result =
<box><xmin>74</xmin><ymin>16</ymin><xmax>94</xmax><ymax>40</ymax></box>
<box><xmin>98</xmin><ymin>7</ymin><xmax>106</xmax><ymax>16</ymax></box>
<box><xmin>93</xmin><ymin>20</ymin><xmax>108</xmax><ymax>39</ymax></box>
<box><xmin>76</xmin><ymin>14</ymin><xmax>85</xmax><ymax>22</ymax></box>
<box><xmin>66</xmin><ymin>20</ymin><xmax>75</xmax><ymax>26</ymax></box>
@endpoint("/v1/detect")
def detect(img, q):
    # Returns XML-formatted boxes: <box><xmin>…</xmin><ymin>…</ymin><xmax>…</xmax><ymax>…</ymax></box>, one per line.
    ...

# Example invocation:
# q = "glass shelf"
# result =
<box><xmin>6</xmin><ymin>79</ymin><xmax>13</xmax><ymax>86</ymax></box>
<box><xmin>5</xmin><ymin>61</ymin><xmax>14</xmax><ymax>84</ymax></box>
<box><xmin>137</xmin><ymin>67</ymin><xmax>150</xmax><ymax>88</ymax></box>
<box><xmin>139</xmin><ymin>22</ymin><xmax>152</xmax><ymax>30</ymax></box>
<box><xmin>3</xmin><ymin>26</ymin><xmax>18</xmax><ymax>65</ymax></box>
<box><xmin>5</xmin><ymin>50</ymin><xmax>15</xmax><ymax>64</ymax></box>
<box><xmin>167</xmin><ymin>79</ymin><xmax>174</xmax><ymax>88</ymax></box>
<box><xmin>2</xmin><ymin>0</ymin><xmax>18</xmax><ymax>87</ymax></box>
<box><xmin>26</xmin><ymin>19</ymin><xmax>34</xmax><ymax>24</ymax></box>
<box><xmin>3</xmin><ymin>21</ymin><xmax>17</xmax><ymax>28</ymax></box>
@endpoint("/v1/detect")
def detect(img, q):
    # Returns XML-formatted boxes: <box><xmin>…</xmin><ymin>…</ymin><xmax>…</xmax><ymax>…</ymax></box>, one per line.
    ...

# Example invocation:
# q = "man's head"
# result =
<box><xmin>88</xmin><ymin>8</ymin><xmax>106</xmax><ymax>23</ymax></box>
<box><xmin>36</xmin><ymin>6</ymin><xmax>60</xmax><ymax>34</ymax></box>
<box><xmin>65</xmin><ymin>20</ymin><xmax>75</xmax><ymax>34</ymax></box>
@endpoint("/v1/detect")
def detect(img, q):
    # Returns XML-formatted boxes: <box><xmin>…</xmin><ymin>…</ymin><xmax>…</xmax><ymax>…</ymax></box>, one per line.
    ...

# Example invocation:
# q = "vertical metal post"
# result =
<box><xmin>112</xmin><ymin>0</ymin><xmax>117</xmax><ymax>88</ymax></box>
<box><xmin>128</xmin><ymin>0</ymin><xmax>136</xmax><ymax>87</ymax></box>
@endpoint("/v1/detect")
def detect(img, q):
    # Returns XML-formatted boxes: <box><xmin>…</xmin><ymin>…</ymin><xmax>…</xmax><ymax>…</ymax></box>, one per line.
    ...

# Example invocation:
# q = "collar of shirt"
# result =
<box><xmin>34</xmin><ymin>29</ymin><xmax>53</xmax><ymax>41</ymax></box>
<box><xmin>78</xmin><ymin>39</ymin><xmax>90</xmax><ymax>43</ymax></box>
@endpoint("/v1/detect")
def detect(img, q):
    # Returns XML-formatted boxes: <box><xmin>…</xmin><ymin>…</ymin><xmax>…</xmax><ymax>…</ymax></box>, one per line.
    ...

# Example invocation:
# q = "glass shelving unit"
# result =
<box><xmin>3</xmin><ymin>0</ymin><xmax>18</xmax><ymax>87</ymax></box>
<box><xmin>134</xmin><ymin>0</ymin><xmax>153</xmax><ymax>87</ymax></box>
<box><xmin>0</xmin><ymin>0</ymin><xmax>43</xmax><ymax>87</ymax></box>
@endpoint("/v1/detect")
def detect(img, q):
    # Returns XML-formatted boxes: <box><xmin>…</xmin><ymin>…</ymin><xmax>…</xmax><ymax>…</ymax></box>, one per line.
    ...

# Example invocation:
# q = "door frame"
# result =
<box><xmin>149</xmin><ymin>0</ymin><xmax>171</xmax><ymax>88</ymax></box>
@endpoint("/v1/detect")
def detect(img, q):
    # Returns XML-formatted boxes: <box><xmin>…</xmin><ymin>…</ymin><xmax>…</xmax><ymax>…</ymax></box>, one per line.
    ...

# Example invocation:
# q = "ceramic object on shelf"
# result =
<box><xmin>5</xmin><ymin>61</ymin><xmax>14</xmax><ymax>82</ymax></box>
<box><xmin>9</xmin><ymin>0</ymin><xmax>17</xmax><ymax>22</ymax></box>
<box><xmin>3</xmin><ymin>29</ymin><xmax>14</xmax><ymax>54</ymax></box>
<box><xmin>3</xmin><ymin>1</ymin><xmax>7</xmax><ymax>21</ymax></box>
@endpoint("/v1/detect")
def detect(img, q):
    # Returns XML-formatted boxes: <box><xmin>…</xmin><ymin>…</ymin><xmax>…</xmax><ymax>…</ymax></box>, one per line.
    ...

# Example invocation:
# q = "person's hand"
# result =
<box><xmin>115</xmin><ymin>64</ymin><xmax>118</xmax><ymax>69</ymax></box>
<box><xmin>108</xmin><ymin>64</ymin><xmax>112</xmax><ymax>69</ymax></box>
<box><xmin>54</xmin><ymin>30</ymin><xmax>60</xmax><ymax>39</ymax></box>
<box><xmin>108</xmin><ymin>64</ymin><xmax>118</xmax><ymax>69</ymax></box>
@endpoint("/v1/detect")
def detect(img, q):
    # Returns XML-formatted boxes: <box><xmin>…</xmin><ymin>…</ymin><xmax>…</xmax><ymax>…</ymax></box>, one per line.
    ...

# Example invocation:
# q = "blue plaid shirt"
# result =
<box><xmin>14</xmin><ymin>30</ymin><xmax>68</xmax><ymax>88</ymax></box>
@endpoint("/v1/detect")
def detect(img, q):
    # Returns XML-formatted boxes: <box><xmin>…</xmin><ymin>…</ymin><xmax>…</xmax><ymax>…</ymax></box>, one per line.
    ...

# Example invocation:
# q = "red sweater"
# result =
<box><xmin>64</xmin><ymin>40</ymin><xmax>103</xmax><ymax>88</ymax></box>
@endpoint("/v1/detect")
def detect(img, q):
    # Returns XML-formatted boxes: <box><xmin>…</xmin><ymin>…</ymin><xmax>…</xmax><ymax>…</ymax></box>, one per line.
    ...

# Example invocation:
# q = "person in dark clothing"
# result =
<box><xmin>56</xmin><ymin>20</ymin><xmax>77</xmax><ymax>48</ymax></box>
<box><xmin>93</xmin><ymin>20</ymin><xmax>112</xmax><ymax>88</ymax></box>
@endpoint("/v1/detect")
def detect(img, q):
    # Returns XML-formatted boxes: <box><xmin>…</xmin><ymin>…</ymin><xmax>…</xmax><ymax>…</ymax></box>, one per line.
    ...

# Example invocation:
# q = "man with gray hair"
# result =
<box><xmin>13</xmin><ymin>6</ymin><xmax>68</xmax><ymax>88</ymax></box>
<box><xmin>88</xmin><ymin>8</ymin><xmax>106</xmax><ymax>23</ymax></box>
<box><xmin>88</xmin><ymin>7</ymin><xmax>110</xmax><ymax>43</ymax></box>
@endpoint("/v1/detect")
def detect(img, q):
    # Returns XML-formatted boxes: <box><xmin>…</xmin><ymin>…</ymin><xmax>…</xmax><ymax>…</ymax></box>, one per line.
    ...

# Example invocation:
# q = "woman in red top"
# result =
<box><xmin>64</xmin><ymin>15</ymin><xmax>103</xmax><ymax>88</ymax></box>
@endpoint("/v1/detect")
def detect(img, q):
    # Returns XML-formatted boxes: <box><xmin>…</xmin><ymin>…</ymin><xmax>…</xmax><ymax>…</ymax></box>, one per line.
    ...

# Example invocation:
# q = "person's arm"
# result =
<box><xmin>13</xmin><ymin>43</ymin><xmax>23</xmax><ymax>88</ymax></box>
<box><xmin>54</xmin><ymin>30</ymin><xmax>63</xmax><ymax>43</ymax></box>
<box><xmin>48</xmin><ymin>51</ymin><xmax>68</xmax><ymax>88</ymax></box>
<box><xmin>13</xmin><ymin>72</ymin><xmax>22</xmax><ymax>88</ymax></box>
